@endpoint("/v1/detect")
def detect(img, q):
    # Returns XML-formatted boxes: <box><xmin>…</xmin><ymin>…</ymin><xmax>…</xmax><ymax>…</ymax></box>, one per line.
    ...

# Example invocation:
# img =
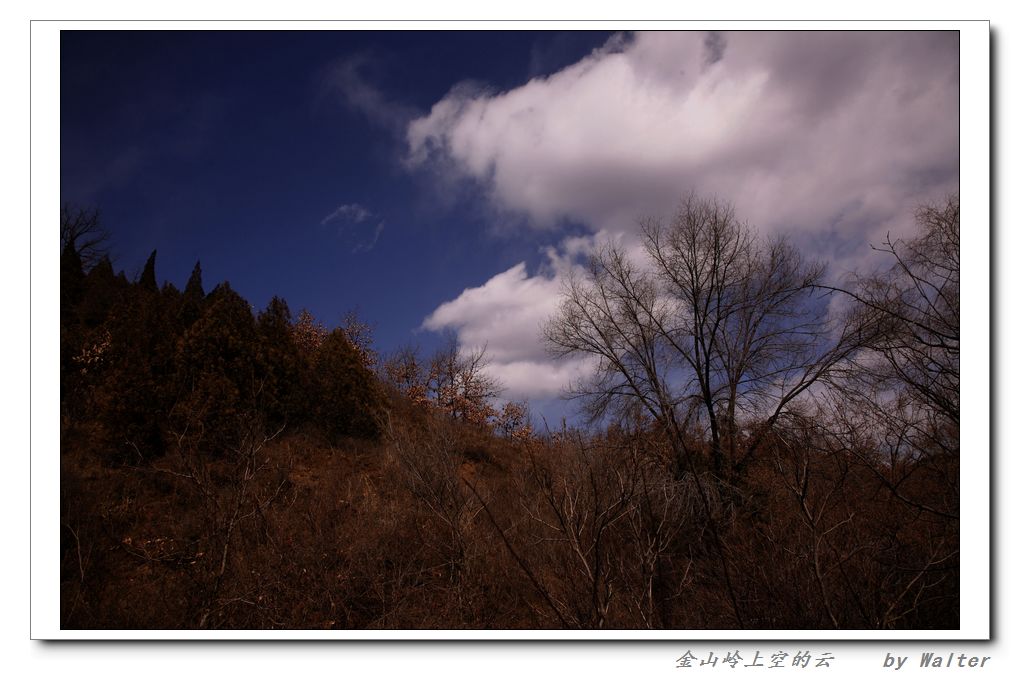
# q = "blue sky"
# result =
<box><xmin>60</xmin><ymin>30</ymin><xmax>609</xmax><ymax>342</ymax></box>
<box><xmin>61</xmin><ymin>30</ymin><xmax>959</xmax><ymax>422</ymax></box>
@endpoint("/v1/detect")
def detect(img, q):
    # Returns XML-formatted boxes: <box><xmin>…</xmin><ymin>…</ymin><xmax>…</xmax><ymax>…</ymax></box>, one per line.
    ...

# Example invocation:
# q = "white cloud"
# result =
<box><xmin>422</xmin><ymin>260</ymin><xmax>596</xmax><ymax>399</ymax></box>
<box><xmin>412</xmin><ymin>31</ymin><xmax>959</xmax><ymax>405</ymax></box>
<box><xmin>407</xmin><ymin>31</ymin><xmax>959</xmax><ymax>255</ymax></box>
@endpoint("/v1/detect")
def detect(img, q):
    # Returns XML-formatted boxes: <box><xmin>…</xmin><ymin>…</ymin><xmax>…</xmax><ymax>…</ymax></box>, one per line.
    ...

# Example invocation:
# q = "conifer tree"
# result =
<box><xmin>178</xmin><ymin>260</ymin><xmax>206</xmax><ymax>330</ymax></box>
<box><xmin>184</xmin><ymin>260</ymin><xmax>204</xmax><ymax>298</ymax></box>
<box><xmin>139</xmin><ymin>249</ymin><xmax>158</xmax><ymax>293</ymax></box>
<box><xmin>61</xmin><ymin>240</ymin><xmax>85</xmax><ymax>318</ymax></box>
<box><xmin>312</xmin><ymin>329</ymin><xmax>383</xmax><ymax>441</ymax></box>
<box><xmin>79</xmin><ymin>256</ymin><xmax>125</xmax><ymax>328</ymax></box>
<box><xmin>256</xmin><ymin>296</ymin><xmax>305</xmax><ymax>425</ymax></box>
<box><xmin>174</xmin><ymin>282</ymin><xmax>260</xmax><ymax>455</ymax></box>
<box><xmin>92</xmin><ymin>285</ymin><xmax>175</xmax><ymax>460</ymax></box>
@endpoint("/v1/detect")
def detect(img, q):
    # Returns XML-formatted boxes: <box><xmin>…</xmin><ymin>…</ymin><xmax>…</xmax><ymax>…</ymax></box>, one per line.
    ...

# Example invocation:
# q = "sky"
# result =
<box><xmin>61</xmin><ymin>29</ymin><xmax>960</xmax><ymax>424</ymax></box>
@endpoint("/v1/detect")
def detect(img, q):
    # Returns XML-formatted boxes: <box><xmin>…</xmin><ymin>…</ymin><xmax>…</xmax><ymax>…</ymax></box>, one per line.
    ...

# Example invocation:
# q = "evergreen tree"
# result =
<box><xmin>61</xmin><ymin>240</ymin><xmax>85</xmax><ymax>320</ymax></box>
<box><xmin>312</xmin><ymin>329</ymin><xmax>384</xmax><ymax>442</ymax></box>
<box><xmin>174</xmin><ymin>282</ymin><xmax>260</xmax><ymax>455</ymax></box>
<box><xmin>92</xmin><ymin>284</ymin><xmax>176</xmax><ymax>461</ymax></box>
<box><xmin>256</xmin><ymin>296</ymin><xmax>306</xmax><ymax>425</ymax></box>
<box><xmin>161</xmin><ymin>281</ymin><xmax>181</xmax><ymax>303</ymax></box>
<box><xmin>60</xmin><ymin>241</ymin><xmax>87</xmax><ymax>414</ymax></box>
<box><xmin>184</xmin><ymin>260</ymin><xmax>204</xmax><ymax>298</ymax></box>
<box><xmin>139</xmin><ymin>249</ymin><xmax>158</xmax><ymax>293</ymax></box>
<box><xmin>78</xmin><ymin>256</ymin><xmax>126</xmax><ymax>328</ymax></box>
<box><xmin>178</xmin><ymin>260</ymin><xmax>206</xmax><ymax>330</ymax></box>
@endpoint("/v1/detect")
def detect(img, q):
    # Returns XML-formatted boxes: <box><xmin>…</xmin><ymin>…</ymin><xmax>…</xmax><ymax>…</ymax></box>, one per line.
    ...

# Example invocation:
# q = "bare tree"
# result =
<box><xmin>818</xmin><ymin>194</ymin><xmax>960</xmax><ymax>518</ymax></box>
<box><xmin>836</xmin><ymin>195</ymin><xmax>960</xmax><ymax>434</ymax></box>
<box><xmin>61</xmin><ymin>205</ymin><xmax>110</xmax><ymax>270</ymax></box>
<box><xmin>545</xmin><ymin>194</ymin><xmax>865</xmax><ymax>479</ymax></box>
<box><xmin>543</xmin><ymin>194</ymin><xmax>873</xmax><ymax>626</ymax></box>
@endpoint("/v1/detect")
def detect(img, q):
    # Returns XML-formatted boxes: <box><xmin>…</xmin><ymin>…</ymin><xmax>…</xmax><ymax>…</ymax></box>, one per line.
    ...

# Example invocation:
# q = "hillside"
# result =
<box><xmin>59</xmin><ymin>205</ymin><xmax>960</xmax><ymax>630</ymax></box>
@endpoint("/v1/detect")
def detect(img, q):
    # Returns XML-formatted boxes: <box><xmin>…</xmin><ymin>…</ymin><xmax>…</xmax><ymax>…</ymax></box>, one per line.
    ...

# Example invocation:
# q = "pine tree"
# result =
<box><xmin>61</xmin><ymin>240</ymin><xmax>85</xmax><ymax>319</ymax></box>
<box><xmin>256</xmin><ymin>296</ymin><xmax>306</xmax><ymax>425</ymax></box>
<box><xmin>139</xmin><ymin>249</ymin><xmax>158</xmax><ymax>292</ymax></box>
<box><xmin>78</xmin><ymin>256</ymin><xmax>126</xmax><ymax>328</ymax></box>
<box><xmin>92</xmin><ymin>283</ymin><xmax>177</xmax><ymax>461</ymax></box>
<box><xmin>184</xmin><ymin>260</ymin><xmax>204</xmax><ymax>298</ymax></box>
<box><xmin>61</xmin><ymin>241</ymin><xmax>87</xmax><ymax>414</ymax></box>
<box><xmin>178</xmin><ymin>260</ymin><xmax>206</xmax><ymax>330</ymax></box>
<box><xmin>174</xmin><ymin>282</ymin><xmax>260</xmax><ymax>456</ymax></box>
<box><xmin>312</xmin><ymin>329</ymin><xmax>384</xmax><ymax>441</ymax></box>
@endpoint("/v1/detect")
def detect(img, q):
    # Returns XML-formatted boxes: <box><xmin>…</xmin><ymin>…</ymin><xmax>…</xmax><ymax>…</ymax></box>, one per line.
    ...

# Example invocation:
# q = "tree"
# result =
<box><xmin>818</xmin><ymin>195</ymin><xmax>960</xmax><ymax>518</ymax></box>
<box><xmin>383</xmin><ymin>337</ymin><xmax>504</xmax><ymax>427</ymax></box>
<box><xmin>340</xmin><ymin>308</ymin><xmax>378</xmax><ymax>370</ymax></box>
<box><xmin>139</xmin><ymin>249</ymin><xmax>159</xmax><ymax>293</ymax></box>
<box><xmin>173</xmin><ymin>282</ymin><xmax>261</xmax><ymax>456</ymax></box>
<box><xmin>92</xmin><ymin>287</ymin><xmax>178</xmax><ymax>460</ymax></box>
<box><xmin>256</xmin><ymin>296</ymin><xmax>306</xmax><ymax>425</ymax></box>
<box><xmin>61</xmin><ymin>240</ymin><xmax>85</xmax><ymax>316</ymax></box>
<box><xmin>78</xmin><ymin>256</ymin><xmax>128</xmax><ymax>328</ymax></box>
<box><xmin>292</xmin><ymin>308</ymin><xmax>328</xmax><ymax>355</ymax></box>
<box><xmin>545</xmin><ymin>194</ymin><xmax>865</xmax><ymax>479</ymax></box>
<box><xmin>311</xmin><ymin>329</ymin><xmax>384</xmax><ymax>441</ymax></box>
<box><xmin>61</xmin><ymin>205</ymin><xmax>110</xmax><ymax>271</ymax></box>
<box><xmin>841</xmin><ymin>195</ymin><xmax>960</xmax><ymax>433</ymax></box>
<box><xmin>544</xmin><ymin>194</ymin><xmax>874</xmax><ymax>628</ymax></box>
<box><xmin>184</xmin><ymin>260</ymin><xmax>205</xmax><ymax>299</ymax></box>
<box><xmin>427</xmin><ymin>336</ymin><xmax>502</xmax><ymax>427</ymax></box>
<box><xmin>496</xmin><ymin>400</ymin><xmax>533</xmax><ymax>441</ymax></box>
<box><xmin>383</xmin><ymin>344</ymin><xmax>430</xmax><ymax>406</ymax></box>
<box><xmin>178</xmin><ymin>260</ymin><xmax>206</xmax><ymax>329</ymax></box>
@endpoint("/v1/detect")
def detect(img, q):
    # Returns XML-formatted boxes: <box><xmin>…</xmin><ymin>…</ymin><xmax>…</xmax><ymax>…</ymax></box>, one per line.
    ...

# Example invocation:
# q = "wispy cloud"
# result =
<box><xmin>321</xmin><ymin>203</ymin><xmax>373</xmax><ymax>226</ymax></box>
<box><xmin>322</xmin><ymin>54</ymin><xmax>419</xmax><ymax>132</ymax></box>
<box><xmin>352</xmin><ymin>221</ymin><xmax>385</xmax><ymax>254</ymax></box>
<box><xmin>320</xmin><ymin>202</ymin><xmax>385</xmax><ymax>253</ymax></box>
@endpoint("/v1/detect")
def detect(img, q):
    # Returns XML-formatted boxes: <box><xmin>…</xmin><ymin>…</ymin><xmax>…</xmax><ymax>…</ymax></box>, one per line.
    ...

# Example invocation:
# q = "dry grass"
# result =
<box><xmin>60</xmin><ymin>396</ymin><xmax>958</xmax><ymax>630</ymax></box>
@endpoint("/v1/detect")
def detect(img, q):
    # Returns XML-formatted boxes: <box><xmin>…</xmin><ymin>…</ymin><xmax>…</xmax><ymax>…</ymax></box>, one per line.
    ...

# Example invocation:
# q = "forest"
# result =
<box><xmin>59</xmin><ymin>194</ymin><xmax>960</xmax><ymax>630</ymax></box>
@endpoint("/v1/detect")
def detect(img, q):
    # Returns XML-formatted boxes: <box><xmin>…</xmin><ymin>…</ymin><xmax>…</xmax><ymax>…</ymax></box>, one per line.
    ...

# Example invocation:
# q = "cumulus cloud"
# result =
<box><xmin>407</xmin><ymin>31</ymin><xmax>958</xmax><ymax>252</ymax></box>
<box><xmin>422</xmin><ymin>260</ymin><xmax>595</xmax><ymax>399</ymax></box>
<box><xmin>320</xmin><ymin>202</ymin><xmax>385</xmax><ymax>253</ymax></box>
<box><xmin>411</xmin><ymin>31</ymin><xmax>960</xmax><ymax>404</ymax></box>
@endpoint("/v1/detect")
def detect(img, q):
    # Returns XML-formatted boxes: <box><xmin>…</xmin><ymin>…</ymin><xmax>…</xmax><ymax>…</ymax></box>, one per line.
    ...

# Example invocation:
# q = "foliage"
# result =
<box><xmin>59</xmin><ymin>198</ymin><xmax>961</xmax><ymax>630</ymax></box>
<box><xmin>173</xmin><ymin>283</ymin><xmax>261</xmax><ymax>455</ymax></box>
<box><xmin>383</xmin><ymin>337</ymin><xmax>503</xmax><ymax>429</ymax></box>
<box><xmin>340</xmin><ymin>308</ymin><xmax>378</xmax><ymax>370</ymax></box>
<box><xmin>139</xmin><ymin>249</ymin><xmax>159</xmax><ymax>293</ymax></box>
<box><xmin>292</xmin><ymin>308</ymin><xmax>327</xmax><ymax>355</ymax></box>
<box><xmin>311</xmin><ymin>329</ymin><xmax>384</xmax><ymax>441</ymax></box>
<box><xmin>256</xmin><ymin>296</ymin><xmax>306</xmax><ymax>426</ymax></box>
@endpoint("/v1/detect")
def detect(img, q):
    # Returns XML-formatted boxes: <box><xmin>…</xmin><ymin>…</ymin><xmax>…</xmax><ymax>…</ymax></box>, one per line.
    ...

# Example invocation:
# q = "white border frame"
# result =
<box><xmin>30</xmin><ymin>19</ymin><xmax>990</xmax><ymax>641</ymax></box>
